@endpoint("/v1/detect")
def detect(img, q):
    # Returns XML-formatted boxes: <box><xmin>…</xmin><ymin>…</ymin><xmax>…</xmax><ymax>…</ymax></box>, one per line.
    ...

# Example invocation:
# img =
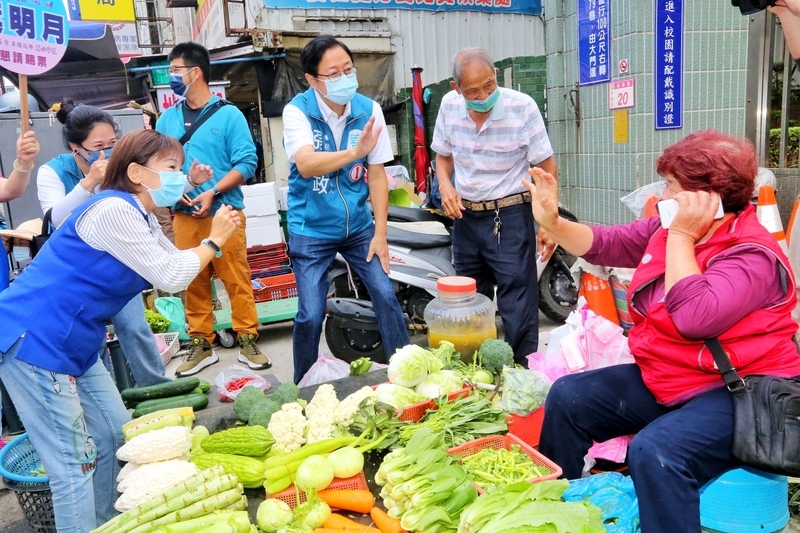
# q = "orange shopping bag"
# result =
<box><xmin>578</xmin><ymin>272</ymin><xmax>620</xmax><ymax>326</ymax></box>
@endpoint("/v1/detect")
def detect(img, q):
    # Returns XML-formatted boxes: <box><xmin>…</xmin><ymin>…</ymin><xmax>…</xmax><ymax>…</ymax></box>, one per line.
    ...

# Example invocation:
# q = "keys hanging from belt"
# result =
<box><xmin>493</xmin><ymin>208</ymin><xmax>502</xmax><ymax>245</ymax></box>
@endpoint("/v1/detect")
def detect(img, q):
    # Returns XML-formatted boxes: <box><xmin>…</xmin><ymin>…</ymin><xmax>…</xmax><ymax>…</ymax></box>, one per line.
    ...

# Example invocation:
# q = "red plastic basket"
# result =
<box><xmin>247</xmin><ymin>243</ymin><xmax>288</xmax><ymax>256</ymax></box>
<box><xmin>373</xmin><ymin>383</ymin><xmax>471</xmax><ymax>422</ymax></box>
<box><xmin>447</xmin><ymin>434</ymin><xmax>562</xmax><ymax>494</ymax></box>
<box><xmin>507</xmin><ymin>407</ymin><xmax>545</xmax><ymax>448</ymax></box>
<box><xmin>252</xmin><ymin>273</ymin><xmax>297</xmax><ymax>302</ymax></box>
<box><xmin>268</xmin><ymin>471</ymin><xmax>369</xmax><ymax>509</ymax></box>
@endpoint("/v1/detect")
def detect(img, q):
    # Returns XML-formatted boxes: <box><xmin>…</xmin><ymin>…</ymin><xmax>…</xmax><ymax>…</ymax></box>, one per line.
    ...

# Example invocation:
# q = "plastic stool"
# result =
<box><xmin>699</xmin><ymin>466</ymin><xmax>789</xmax><ymax>533</ymax></box>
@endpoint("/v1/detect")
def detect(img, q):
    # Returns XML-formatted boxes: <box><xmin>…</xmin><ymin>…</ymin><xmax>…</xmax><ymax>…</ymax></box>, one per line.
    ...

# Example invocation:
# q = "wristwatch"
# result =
<box><xmin>201</xmin><ymin>238</ymin><xmax>222</xmax><ymax>258</ymax></box>
<box><xmin>211</xmin><ymin>185</ymin><xmax>221</xmax><ymax>196</ymax></box>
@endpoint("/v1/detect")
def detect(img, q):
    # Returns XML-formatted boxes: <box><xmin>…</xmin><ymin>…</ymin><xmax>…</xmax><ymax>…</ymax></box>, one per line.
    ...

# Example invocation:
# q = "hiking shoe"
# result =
<box><xmin>237</xmin><ymin>333</ymin><xmax>271</xmax><ymax>370</ymax></box>
<box><xmin>175</xmin><ymin>337</ymin><xmax>219</xmax><ymax>377</ymax></box>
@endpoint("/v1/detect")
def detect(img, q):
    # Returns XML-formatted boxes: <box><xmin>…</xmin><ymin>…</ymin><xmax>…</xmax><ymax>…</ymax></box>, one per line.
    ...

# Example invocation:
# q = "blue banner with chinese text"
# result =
<box><xmin>655</xmin><ymin>0</ymin><xmax>683</xmax><ymax>129</ymax></box>
<box><xmin>264</xmin><ymin>0</ymin><xmax>541</xmax><ymax>15</ymax></box>
<box><xmin>578</xmin><ymin>0</ymin><xmax>611</xmax><ymax>86</ymax></box>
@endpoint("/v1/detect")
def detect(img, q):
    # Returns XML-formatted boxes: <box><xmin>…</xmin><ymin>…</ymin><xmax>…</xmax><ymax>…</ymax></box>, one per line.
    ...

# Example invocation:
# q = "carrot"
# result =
<box><xmin>369</xmin><ymin>507</ymin><xmax>406</xmax><ymax>533</ymax></box>
<box><xmin>318</xmin><ymin>489</ymin><xmax>375</xmax><ymax>514</ymax></box>
<box><xmin>322</xmin><ymin>513</ymin><xmax>381</xmax><ymax>532</ymax></box>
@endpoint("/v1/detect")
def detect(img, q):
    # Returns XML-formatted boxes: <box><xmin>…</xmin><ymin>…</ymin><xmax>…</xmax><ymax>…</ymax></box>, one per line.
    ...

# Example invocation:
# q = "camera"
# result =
<box><xmin>731</xmin><ymin>0</ymin><xmax>777</xmax><ymax>15</ymax></box>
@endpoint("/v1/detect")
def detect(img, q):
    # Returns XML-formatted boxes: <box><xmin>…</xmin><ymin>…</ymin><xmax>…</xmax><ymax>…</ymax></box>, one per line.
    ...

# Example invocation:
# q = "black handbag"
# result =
<box><xmin>705</xmin><ymin>337</ymin><xmax>800</xmax><ymax>476</ymax></box>
<box><xmin>30</xmin><ymin>208</ymin><xmax>53</xmax><ymax>259</ymax></box>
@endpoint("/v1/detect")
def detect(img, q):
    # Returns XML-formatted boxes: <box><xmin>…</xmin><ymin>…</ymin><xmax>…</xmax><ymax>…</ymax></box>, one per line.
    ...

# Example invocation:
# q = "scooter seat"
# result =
<box><xmin>387</xmin><ymin>205</ymin><xmax>450</xmax><ymax>225</ymax></box>
<box><xmin>387</xmin><ymin>222</ymin><xmax>452</xmax><ymax>249</ymax></box>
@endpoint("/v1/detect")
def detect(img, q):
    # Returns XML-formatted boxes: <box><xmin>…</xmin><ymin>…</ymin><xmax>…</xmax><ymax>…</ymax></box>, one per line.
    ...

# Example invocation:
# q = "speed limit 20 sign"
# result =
<box><xmin>609</xmin><ymin>78</ymin><xmax>635</xmax><ymax>110</ymax></box>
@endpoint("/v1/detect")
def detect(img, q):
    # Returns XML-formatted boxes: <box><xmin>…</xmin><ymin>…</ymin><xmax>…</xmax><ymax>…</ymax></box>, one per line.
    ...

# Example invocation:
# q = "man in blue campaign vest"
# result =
<box><xmin>283</xmin><ymin>35</ymin><xmax>409</xmax><ymax>383</ymax></box>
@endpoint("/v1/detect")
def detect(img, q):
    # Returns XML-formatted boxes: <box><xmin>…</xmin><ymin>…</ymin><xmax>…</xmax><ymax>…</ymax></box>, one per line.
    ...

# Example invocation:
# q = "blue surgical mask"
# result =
<box><xmin>169</xmin><ymin>68</ymin><xmax>196</xmax><ymax>97</ymax></box>
<box><xmin>12</xmin><ymin>245</ymin><xmax>30</xmax><ymax>264</ymax></box>
<box><xmin>323</xmin><ymin>74</ymin><xmax>359</xmax><ymax>106</ymax></box>
<box><xmin>81</xmin><ymin>145</ymin><xmax>114</xmax><ymax>165</ymax></box>
<box><xmin>465</xmin><ymin>88</ymin><xmax>500</xmax><ymax>114</ymax></box>
<box><xmin>141</xmin><ymin>168</ymin><xmax>187</xmax><ymax>208</ymax></box>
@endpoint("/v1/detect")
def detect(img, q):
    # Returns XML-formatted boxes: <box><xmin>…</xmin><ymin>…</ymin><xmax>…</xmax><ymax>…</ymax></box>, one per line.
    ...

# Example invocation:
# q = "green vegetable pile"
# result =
<box><xmin>144</xmin><ymin>309</ymin><xmax>170</xmax><ymax>334</ymax></box>
<box><xmin>234</xmin><ymin>382</ymin><xmax>300</xmax><ymax>429</ymax></box>
<box><xmin>398</xmin><ymin>394</ymin><xmax>508</xmax><ymax>449</ymax></box>
<box><xmin>376</xmin><ymin>427</ymin><xmax>478</xmax><ymax>533</ymax></box>
<box><xmin>457</xmin><ymin>480</ymin><xmax>605</xmax><ymax>533</ymax></box>
<box><xmin>349</xmin><ymin>357</ymin><xmax>374</xmax><ymax>376</ymax></box>
<box><xmin>459</xmin><ymin>445</ymin><xmax>551</xmax><ymax>493</ymax></box>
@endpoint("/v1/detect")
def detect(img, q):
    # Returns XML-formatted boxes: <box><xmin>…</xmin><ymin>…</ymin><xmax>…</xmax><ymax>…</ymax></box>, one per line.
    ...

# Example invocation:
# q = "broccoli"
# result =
<box><xmin>248</xmin><ymin>399</ymin><xmax>281</xmax><ymax>428</ymax></box>
<box><xmin>270</xmin><ymin>381</ymin><xmax>300</xmax><ymax>406</ymax></box>
<box><xmin>233</xmin><ymin>385</ymin><xmax>267</xmax><ymax>422</ymax></box>
<box><xmin>477</xmin><ymin>338</ymin><xmax>515</xmax><ymax>375</ymax></box>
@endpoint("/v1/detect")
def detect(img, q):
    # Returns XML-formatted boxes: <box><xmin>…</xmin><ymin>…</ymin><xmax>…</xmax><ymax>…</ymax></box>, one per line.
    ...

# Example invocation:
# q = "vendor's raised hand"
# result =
<box><xmin>668</xmin><ymin>190</ymin><xmax>720</xmax><ymax>243</ymax></box>
<box><xmin>188</xmin><ymin>159</ymin><xmax>213</xmax><ymax>186</ymax></box>
<box><xmin>190</xmin><ymin>188</ymin><xmax>215</xmax><ymax>219</ymax></box>
<box><xmin>354</xmin><ymin>116</ymin><xmax>380</xmax><ymax>160</ymax></box>
<box><xmin>209</xmin><ymin>204</ymin><xmax>241</xmax><ymax>244</ymax></box>
<box><xmin>525</xmin><ymin>167</ymin><xmax>559</xmax><ymax>231</ymax></box>
<box><xmin>84</xmin><ymin>150</ymin><xmax>108</xmax><ymax>190</ymax></box>
<box><xmin>771</xmin><ymin>0</ymin><xmax>800</xmax><ymax>16</ymax></box>
<box><xmin>16</xmin><ymin>131</ymin><xmax>40</xmax><ymax>167</ymax></box>
<box><xmin>439</xmin><ymin>180</ymin><xmax>465</xmax><ymax>219</ymax></box>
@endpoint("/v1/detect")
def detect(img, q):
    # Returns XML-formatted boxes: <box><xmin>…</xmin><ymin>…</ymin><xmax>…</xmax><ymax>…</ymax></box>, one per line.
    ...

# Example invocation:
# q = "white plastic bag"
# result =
<box><xmin>214</xmin><ymin>364</ymin><xmax>270</xmax><ymax>402</ymax></box>
<box><xmin>298</xmin><ymin>352</ymin><xmax>351</xmax><ymax>387</ymax></box>
<box><xmin>620</xmin><ymin>181</ymin><xmax>665</xmax><ymax>219</ymax></box>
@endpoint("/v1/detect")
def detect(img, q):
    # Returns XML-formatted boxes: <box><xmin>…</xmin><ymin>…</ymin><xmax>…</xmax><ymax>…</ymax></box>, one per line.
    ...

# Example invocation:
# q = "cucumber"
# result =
<box><xmin>198</xmin><ymin>380</ymin><xmax>211</xmax><ymax>393</ymax></box>
<box><xmin>121</xmin><ymin>377</ymin><xmax>201</xmax><ymax>403</ymax></box>
<box><xmin>132</xmin><ymin>393</ymin><xmax>209</xmax><ymax>418</ymax></box>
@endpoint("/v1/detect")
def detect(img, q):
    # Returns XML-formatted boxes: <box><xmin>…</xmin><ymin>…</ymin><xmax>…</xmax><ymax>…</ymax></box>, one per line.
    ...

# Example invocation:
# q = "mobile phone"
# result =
<box><xmin>657</xmin><ymin>198</ymin><xmax>724</xmax><ymax>229</ymax></box>
<box><xmin>182</xmin><ymin>193</ymin><xmax>201</xmax><ymax>212</ymax></box>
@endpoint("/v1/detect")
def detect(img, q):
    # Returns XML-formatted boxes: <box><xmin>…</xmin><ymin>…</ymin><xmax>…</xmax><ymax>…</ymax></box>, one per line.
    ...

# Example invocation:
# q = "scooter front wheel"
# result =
<box><xmin>538</xmin><ymin>250</ymin><xmax>578</xmax><ymax>323</ymax></box>
<box><xmin>324</xmin><ymin>317</ymin><xmax>386</xmax><ymax>363</ymax></box>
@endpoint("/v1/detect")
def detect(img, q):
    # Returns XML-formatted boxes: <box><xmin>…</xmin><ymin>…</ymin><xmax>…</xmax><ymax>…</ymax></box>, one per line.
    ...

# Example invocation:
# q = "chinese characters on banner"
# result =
<box><xmin>655</xmin><ymin>0</ymin><xmax>683</xmax><ymax>130</ymax></box>
<box><xmin>263</xmin><ymin>0</ymin><xmax>541</xmax><ymax>14</ymax></box>
<box><xmin>68</xmin><ymin>0</ymin><xmax>136</xmax><ymax>23</ymax></box>
<box><xmin>578</xmin><ymin>0</ymin><xmax>611</xmax><ymax>86</ymax></box>
<box><xmin>0</xmin><ymin>0</ymin><xmax>69</xmax><ymax>75</ymax></box>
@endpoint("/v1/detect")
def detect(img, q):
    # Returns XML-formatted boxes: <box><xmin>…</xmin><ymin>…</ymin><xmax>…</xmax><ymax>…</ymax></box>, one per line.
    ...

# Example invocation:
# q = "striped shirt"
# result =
<box><xmin>75</xmin><ymin>195</ymin><xmax>201</xmax><ymax>293</ymax></box>
<box><xmin>431</xmin><ymin>87</ymin><xmax>553</xmax><ymax>202</ymax></box>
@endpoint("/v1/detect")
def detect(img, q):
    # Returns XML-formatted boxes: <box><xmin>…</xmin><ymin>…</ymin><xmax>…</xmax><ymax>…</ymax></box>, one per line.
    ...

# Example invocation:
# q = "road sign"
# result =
<box><xmin>619</xmin><ymin>59</ymin><xmax>629</xmax><ymax>74</ymax></box>
<box><xmin>609</xmin><ymin>78</ymin><xmax>635</xmax><ymax>110</ymax></box>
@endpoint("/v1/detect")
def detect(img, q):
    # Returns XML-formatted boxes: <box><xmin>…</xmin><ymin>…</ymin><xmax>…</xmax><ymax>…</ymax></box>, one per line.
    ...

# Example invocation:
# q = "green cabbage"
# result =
<box><xmin>415</xmin><ymin>370</ymin><xmax>464</xmax><ymax>399</ymax></box>
<box><xmin>387</xmin><ymin>344</ymin><xmax>431</xmax><ymax>387</ymax></box>
<box><xmin>375</xmin><ymin>383</ymin><xmax>427</xmax><ymax>409</ymax></box>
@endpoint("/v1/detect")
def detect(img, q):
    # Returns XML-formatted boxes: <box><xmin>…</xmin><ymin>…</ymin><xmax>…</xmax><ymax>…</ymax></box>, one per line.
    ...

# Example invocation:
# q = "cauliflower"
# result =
<box><xmin>116</xmin><ymin>426</ymin><xmax>192</xmax><ymax>464</ymax></box>
<box><xmin>267</xmin><ymin>403</ymin><xmax>308</xmax><ymax>452</ymax></box>
<box><xmin>305</xmin><ymin>384</ymin><xmax>340</xmax><ymax>444</ymax></box>
<box><xmin>115</xmin><ymin>459</ymin><xmax>199</xmax><ymax>511</ymax></box>
<box><xmin>334</xmin><ymin>386</ymin><xmax>378</xmax><ymax>428</ymax></box>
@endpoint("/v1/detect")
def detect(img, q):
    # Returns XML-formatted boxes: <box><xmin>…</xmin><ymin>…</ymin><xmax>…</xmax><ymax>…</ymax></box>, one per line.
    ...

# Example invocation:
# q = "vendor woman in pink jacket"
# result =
<box><xmin>528</xmin><ymin>129</ymin><xmax>800</xmax><ymax>533</ymax></box>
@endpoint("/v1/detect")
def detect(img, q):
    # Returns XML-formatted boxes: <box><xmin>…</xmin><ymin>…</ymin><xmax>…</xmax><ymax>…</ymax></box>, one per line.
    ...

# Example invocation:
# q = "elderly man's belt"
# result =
<box><xmin>461</xmin><ymin>191</ymin><xmax>532</xmax><ymax>212</ymax></box>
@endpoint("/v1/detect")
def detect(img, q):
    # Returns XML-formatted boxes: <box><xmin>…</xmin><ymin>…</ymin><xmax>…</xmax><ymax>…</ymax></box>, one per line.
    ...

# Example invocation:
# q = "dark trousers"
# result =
<box><xmin>539</xmin><ymin>364</ymin><xmax>740</xmax><ymax>533</ymax></box>
<box><xmin>452</xmin><ymin>202</ymin><xmax>539</xmax><ymax>365</ymax></box>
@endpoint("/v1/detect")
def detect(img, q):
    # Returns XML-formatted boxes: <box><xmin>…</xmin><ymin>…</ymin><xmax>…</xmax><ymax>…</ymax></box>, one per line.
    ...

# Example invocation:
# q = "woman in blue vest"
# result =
<box><xmin>0</xmin><ymin>130</ymin><xmax>40</xmax><ymax>289</ymax></box>
<box><xmin>0</xmin><ymin>129</ymin><xmax>240</xmax><ymax>532</ymax></box>
<box><xmin>37</xmin><ymin>99</ymin><xmax>170</xmax><ymax>387</ymax></box>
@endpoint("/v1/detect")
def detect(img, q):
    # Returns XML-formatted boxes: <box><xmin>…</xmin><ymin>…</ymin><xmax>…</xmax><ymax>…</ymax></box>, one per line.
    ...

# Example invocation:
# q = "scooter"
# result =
<box><xmin>324</xmin><ymin>205</ymin><xmax>579</xmax><ymax>362</ymax></box>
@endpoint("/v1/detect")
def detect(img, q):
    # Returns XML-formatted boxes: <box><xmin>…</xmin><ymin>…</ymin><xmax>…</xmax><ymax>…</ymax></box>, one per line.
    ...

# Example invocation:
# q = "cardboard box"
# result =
<box><xmin>245</xmin><ymin>214</ymin><xmax>283</xmax><ymax>247</ymax></box>
<box><xmin>242</xmin><ymin>182</ymin><xmax>278</xmax><ymax>218</ymax></box>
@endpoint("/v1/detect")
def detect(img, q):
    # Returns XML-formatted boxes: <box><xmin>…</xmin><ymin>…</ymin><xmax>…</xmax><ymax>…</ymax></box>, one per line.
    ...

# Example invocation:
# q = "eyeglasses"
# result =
<box><xmin>316</xmin><ymin>66</ymin><xmax>357</xmax><ymax>83</ymax></box>
<box><xmin>167</xmin><ymin>65</ymin><xmax>195</xmax><ymax>74</ymax></box>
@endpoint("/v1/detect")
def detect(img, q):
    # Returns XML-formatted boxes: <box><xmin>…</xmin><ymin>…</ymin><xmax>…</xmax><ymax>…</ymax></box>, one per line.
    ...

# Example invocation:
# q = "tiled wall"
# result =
<box><xmin>544</xmin><ymin>0</ymin><xmax>750</xmax><ymax>225</ymax></box>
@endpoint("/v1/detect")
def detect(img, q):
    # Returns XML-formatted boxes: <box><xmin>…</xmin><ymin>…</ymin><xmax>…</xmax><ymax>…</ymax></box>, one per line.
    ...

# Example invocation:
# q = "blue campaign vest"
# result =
<box><xmin>286</xmin><ymin>88</ymin><xmax>374</xmax><ymax>240</ymax></box>
<box><xmin>0</xmin><ymin>191</ymin><xmax>149</xmax><ymax>376</ymax></box>
<box><xmin>44</xmin><ymin>153</ymin><xmax>82</xmax><ymax>194</ymax></box>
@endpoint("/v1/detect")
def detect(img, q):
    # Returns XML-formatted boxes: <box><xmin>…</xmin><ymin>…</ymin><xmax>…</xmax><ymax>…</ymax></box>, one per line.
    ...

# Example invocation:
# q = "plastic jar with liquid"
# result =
<box><xmin>425</xmin><ymin>276</ymin><xmax>497</xmax><ymax>363</ymax></box>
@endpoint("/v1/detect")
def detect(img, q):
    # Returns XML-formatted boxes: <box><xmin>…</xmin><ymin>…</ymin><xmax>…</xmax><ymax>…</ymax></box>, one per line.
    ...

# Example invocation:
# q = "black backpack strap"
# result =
<box><xmin>31</xmin><ymin>208</ymin><xmax>54</xmax><ymax>258</ymax></box>
<box><xmin>178</xmin><ymin>100</ymin><xmax>230</xmax><ymax>145</ymax></box>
